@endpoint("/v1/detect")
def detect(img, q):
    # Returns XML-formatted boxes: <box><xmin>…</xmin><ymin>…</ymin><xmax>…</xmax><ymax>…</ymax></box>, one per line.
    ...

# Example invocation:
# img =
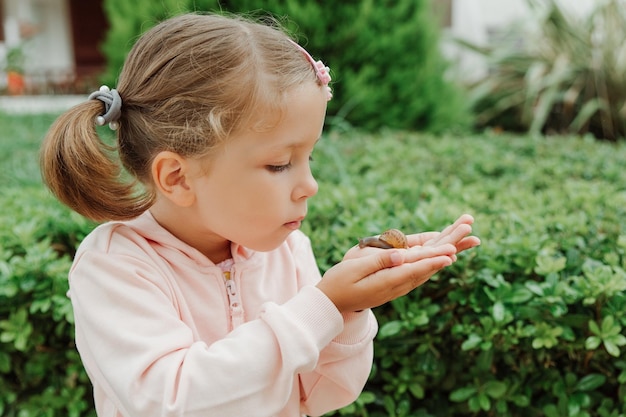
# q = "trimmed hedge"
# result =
<box><xmin>0</xmin><ymin>187</ymin><xmax>96</xmax><ymax>417</ymax></box>
<box><xmin>308</xmin><ymin>131</ymin><xmax>626</xmax><ymax>416</ymax></box>
<box><xmin>2</xmin><ymin>112</ymin><xmax>626</xmax><ymax>415</ymax></box>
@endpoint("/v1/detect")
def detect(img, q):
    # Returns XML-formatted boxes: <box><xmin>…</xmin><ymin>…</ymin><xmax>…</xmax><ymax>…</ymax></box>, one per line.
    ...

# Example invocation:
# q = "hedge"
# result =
<box><xmin>1</xmin><ymin>112</ymin><xmax>626</xmax><ymax>415</ymax></box>
<box><xmin>309</xmin><ymin>131</ymin><xmax>626</xmax><ymax>416</ymax></box>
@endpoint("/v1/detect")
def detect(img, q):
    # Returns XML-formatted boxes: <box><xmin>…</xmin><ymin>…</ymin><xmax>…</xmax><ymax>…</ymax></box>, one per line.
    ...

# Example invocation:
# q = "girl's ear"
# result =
<box><xmin>151</xmin><ymin>151</ymin><xmax>195</xmax><ymax>207</ymax></box>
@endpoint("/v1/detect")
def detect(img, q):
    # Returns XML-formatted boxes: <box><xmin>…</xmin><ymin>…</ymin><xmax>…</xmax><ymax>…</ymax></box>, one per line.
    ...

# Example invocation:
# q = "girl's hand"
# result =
<box><xmin>343</xmin><ymin>213</ymin><xmax>481</xmax><ymax>261</ymax></box>
<box><xmin>317</xmin><ymin>243</ymin><xmax>457</xmax><ymax>313</ymax></box>
<box><xmin>318</xmin><ymin>213</ymin><xmax>481</xmax><ymax>313</ymax></box>
<box><xmin>419</xmin><ymin>213</ymin><xmax>481</xmax><ymax>254</ymax></box>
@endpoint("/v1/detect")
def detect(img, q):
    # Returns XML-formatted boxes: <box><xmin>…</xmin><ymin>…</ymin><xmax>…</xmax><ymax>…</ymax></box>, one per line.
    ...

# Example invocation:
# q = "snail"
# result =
<box><xmin>358</xmin><ymin>228</ymin><xmax>408</xmax><ymax>249</ymax></box>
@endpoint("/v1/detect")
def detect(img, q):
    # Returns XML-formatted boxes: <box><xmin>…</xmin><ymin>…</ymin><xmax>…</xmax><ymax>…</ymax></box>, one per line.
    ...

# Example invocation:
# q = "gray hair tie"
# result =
<box><xmin>88</xmin><ymin>85</ymin><xmax>122</xmax><ymax>130</ymax></box>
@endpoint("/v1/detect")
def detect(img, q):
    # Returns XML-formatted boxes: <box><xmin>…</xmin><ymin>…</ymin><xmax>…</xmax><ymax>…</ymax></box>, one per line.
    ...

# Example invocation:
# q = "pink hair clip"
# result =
<box><xmin>289</xmin><ymin>40</ymin><xmax>332</xmax><ymax>101</ymax></box>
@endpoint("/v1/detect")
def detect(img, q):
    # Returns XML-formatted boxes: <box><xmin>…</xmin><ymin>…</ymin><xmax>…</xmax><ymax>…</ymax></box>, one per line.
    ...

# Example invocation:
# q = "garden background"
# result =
<box><xmin>1</xmin><ymin>0</ymin><xmax>626</xmax><ymax>416</ymax></box>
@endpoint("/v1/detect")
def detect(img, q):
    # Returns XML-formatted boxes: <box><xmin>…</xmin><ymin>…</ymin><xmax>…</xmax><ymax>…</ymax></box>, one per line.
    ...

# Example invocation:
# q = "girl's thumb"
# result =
<box><xmin>331</xmin><ymin>249</ymin><xmax>406</xmax><ymax>282</ymax></box>
<box><xmin>382</xmin><ymin>249</ymin><xmax>405</xmax><ymax>268</ymax></box>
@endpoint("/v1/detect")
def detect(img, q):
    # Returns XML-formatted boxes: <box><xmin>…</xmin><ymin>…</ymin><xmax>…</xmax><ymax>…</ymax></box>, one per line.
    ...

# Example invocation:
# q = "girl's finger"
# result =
<box><xmin>438</xmin><ymin>224</ymin><xmax>473</xmax><ymax>247</ymax></box>
<box><xmin>406</xmin><ymin>231</ymin><xmax>439</xmax><ymax>247</ymax></box>
<box><xmin>456</xmin><ymin>236</ymin><xmax>482</xmax><ymax>253</ymax></box>
<box><xmin>359</xmin><ymin>255</ymin><xmax>453</xmax><ymax>298</ymax></box>
<box><xmin>403</xmin><ymin>243</ymin><xmax>457</xmax><ymax>264</ymax></box>
<box><xmin>338</xmin><ymin>248</ymin><xmax>406</xmax><ymax>280</ymax></box>
<box><xmin>425</xmin><ymin>214</ymin><xmax>474</xmax><ymax>245</ymax></box>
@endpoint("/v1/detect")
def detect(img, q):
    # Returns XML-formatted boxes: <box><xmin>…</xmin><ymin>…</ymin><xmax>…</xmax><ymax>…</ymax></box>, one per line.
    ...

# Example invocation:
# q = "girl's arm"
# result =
<box><xmin>290</xmin><ymin>236</ymin><xmax>378</xmax><ymax>415</ymax></box>
<box><xmin>70</xmin><ymin>249</ymin><xmax>346</xmax><ymax>417</ymax></box>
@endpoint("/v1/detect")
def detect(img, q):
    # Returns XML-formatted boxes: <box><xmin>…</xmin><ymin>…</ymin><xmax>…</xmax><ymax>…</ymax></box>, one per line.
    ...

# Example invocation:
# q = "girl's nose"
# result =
<box><xmin>293</xmin><ymin>167</ymin><xmax>318</xmax><ymax>201</ymax></box>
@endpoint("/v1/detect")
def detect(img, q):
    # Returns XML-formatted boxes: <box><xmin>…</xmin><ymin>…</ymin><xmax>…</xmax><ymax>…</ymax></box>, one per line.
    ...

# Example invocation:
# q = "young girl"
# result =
<box><xmin>40</xmin><ymin>13</ymin><xmax>479</xmax><ymax>417</ymax></box>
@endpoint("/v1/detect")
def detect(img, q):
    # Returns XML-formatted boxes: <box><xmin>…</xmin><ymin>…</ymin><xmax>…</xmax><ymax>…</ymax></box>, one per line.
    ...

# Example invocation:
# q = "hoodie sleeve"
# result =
<box><xmin>288</xmin><ymin>233</ymin><xmax>378</xmax><ymax>416</ymax></box>
<box><xmin>69</xmin><ymin>238</ymin><xmax>349</xmax><ymax>417</ymax></box>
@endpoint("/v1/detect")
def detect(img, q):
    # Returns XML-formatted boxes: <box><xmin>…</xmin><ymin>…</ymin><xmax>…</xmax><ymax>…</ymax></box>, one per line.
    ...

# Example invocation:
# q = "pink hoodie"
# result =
<box><xmin>68</xmin><ymin>211</ymin><xmax>378</xmax><ymax>417</ymax></box>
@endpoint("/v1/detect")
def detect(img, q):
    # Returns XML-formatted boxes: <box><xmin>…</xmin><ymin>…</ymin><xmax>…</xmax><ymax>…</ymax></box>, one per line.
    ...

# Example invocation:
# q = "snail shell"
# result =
<box><xmin>358</xmin><ymin>228</ymin><xmax>408</xmax><ymax>249</ymax></box>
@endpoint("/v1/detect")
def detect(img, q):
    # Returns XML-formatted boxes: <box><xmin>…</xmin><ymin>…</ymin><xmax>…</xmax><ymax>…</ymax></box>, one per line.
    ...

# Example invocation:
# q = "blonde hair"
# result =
<box><xmin>40</xmin><ymin>13</ymin><xmax>321</xmax><ymax>222</ymax></box>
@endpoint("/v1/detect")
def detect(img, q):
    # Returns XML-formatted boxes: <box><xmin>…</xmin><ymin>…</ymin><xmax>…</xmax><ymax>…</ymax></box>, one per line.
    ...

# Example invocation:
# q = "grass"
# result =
<box><xmin>0</xmin><ymin>112</ymin><xmax>60</xmax><ymax>188</ymax></box>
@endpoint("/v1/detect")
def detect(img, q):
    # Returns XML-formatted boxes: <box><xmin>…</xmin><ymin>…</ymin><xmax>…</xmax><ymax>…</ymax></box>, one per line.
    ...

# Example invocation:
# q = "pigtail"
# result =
<box><xmin>40</xmin><ymin>101</ymin><xmax>154</xmax><ymax>222</ymax></box>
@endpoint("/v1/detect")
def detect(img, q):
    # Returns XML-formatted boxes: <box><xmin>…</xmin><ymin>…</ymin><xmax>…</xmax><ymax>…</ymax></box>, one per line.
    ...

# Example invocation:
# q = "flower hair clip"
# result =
<box><xmin>289</xmin><ymin>40</ymin><xmax>332</xmax><ymax>101</ymax></box>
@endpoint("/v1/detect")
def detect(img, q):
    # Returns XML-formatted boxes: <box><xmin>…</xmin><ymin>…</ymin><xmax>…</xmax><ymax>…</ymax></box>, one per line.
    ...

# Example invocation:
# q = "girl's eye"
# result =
<box><xmin>266</xmin><ymin>163</ymin><xmax>292</xmax><ymax>173</ymax></box>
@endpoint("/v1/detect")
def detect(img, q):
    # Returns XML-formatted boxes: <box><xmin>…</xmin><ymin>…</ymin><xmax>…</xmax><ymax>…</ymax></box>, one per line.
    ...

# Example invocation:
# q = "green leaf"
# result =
<box><xmin>543</xmin><ymin>404</ymin><xmax>559</xmax><ymax>417</ymax></box>
<box><xmin>0</xmin><ymin>351</ymin><xmax>10</xmax><ymax>373</ymax></box>
<box><xmin>568</xmin><ymin>391</ymin><xmax>591</xmax><ymax>414</ymax></box>
<box><xmin>507</xmin><ymin>286</ymin><xmax>537</xmax><ymax>305</ymax></box>
<box><xmin>408</xmin><ymin>382</ymin><xmax>425</xmax><ymax>399</ymax></box>
<box><xmin>585</xmin><ymin>336</ymin><xmax>601</xmax><ymax>350</ymax></box>
<box><xmin>450</xmin><ymin>386</ymin><xmax>477</xmax><ymax>402</ymax></box>
<box><xmin>525</xmin><ymin>281</ymin><xmax>544</xmax><ymax>296</ymax></box>
<box><xmin>383</xmin><ymin>395</ymin><xmax>396</xmax><ymax>417</ymax></box>
<box><xmin>569</xmin><ymin>98</ymin><xmax>605</xmax><ymax>133</ymax></box>
<box><xmin>378</xmin><ymin>321</ymin><xmax>403</xmax><ymax>339</ymax></box>
<box><xmin>478</xmin><ymin>392</ymin><xmax>491</xmax><ymax>411</ymax></box>
<box><xmin>468</xmin><ymin>396</ymin><xmax>481</xmax><ymax>412</ymax></box>
<box><xmin>512</xmin><ymin>394</ymin><xmax>530</xmax><ymax>407</ymax></box>
<box><xmin>462</xmin><ymin>334</ymin><xmax>482</xmax><ymax>351</ymax></box>
<box><xmin>601</xmin><ymin>316</ymin><xmax>616</xmax><ymax>334</ymax></box>
<box><xmin>357</xmin><ymin>391</ymin><xmax>376</xmax><ymax>404</ymax></box>
<box><xmin>0</xmin><ymin>332</ymin><xmax>13</xmax><ymax>344</ymax></box>
<box><xmin>575</xmin><ymin>374</ymin><xmax>606</xmax><ymax>392</ymax></box>
<box><xmin>29</xmin><ymin>298</ymin><xmax>52</xmax><ymax>314</ymax></box>
<box><xmin>492</xmin><ymin>301</ymin><xmax>505</xmax><ymax>322</ymax></box>
<box><xmin>484</xmin><ymin>381</ymin><xmax>508</xmax><ymax>399</ymax></box>
<box><xmin>604</xmin><ymin>340</ymin><xmax>621</xmax><ymax>357</ymax></box>
<box><xmin>612</xmin><ymin>334</ymin><xmax>626</xmax><ymax>346</ymax></box>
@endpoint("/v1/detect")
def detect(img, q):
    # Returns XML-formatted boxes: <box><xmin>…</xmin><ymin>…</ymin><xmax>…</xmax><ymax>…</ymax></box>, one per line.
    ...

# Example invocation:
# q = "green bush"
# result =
<box><xmin>100</xmin><ymin>0</ymin><xmax>188</xmax><ymax>85</ymax></box>
<box><xmin>100</xmin><ymin>0</ymin><xmax>471</xmax><ymax>134</ymax></box>
<box><xmin>308</xmin><ymin>130</ymin><xmax>626</xmax><ymax>416</ymax></box>
<box><xmin>3</xmin><ymin>111</ymin><xmax>626</xmax><ymax>415</ymax></box>
<box><xmin>0</xmin><ymin>187</ymin><xmax>96</xmax><ymax>417</ymax></box>
<box><xmin>0</xmin><ymin>112</ymin><xmax>97</xmax><ymax>416</ymax></box>
<box><xmin>461</xmin><ymin>0</ymin><xmax>626</xmax><ymax>141</ymax></box>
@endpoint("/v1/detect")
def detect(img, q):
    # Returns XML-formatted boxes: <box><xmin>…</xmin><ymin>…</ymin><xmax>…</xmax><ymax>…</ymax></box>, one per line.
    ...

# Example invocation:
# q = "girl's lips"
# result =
<box><xmin>284</xmin><ymin>220</ymin><xmax>301</xmax><ymax>230</ymax></box>
<box><xmin>284</xmin><ymin>217</ymin><xmax>304</xmax><ymax>230</ymax></box>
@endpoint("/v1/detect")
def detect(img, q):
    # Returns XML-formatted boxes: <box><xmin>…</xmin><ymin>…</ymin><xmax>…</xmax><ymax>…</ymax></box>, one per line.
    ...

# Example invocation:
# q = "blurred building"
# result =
<box><xmin>443</xmin><ymin>0</ymin><xmax>597</xmax><ymax>82</ymax></box>
<box><xmin>0</xmin><ymin>0</ymin><xmax>107</xmax><ymax>94</ymax></box>
<box><xmin>0</xmin><ymin>0</ymin><xmax>599</xmax><ymax>94</ymax></box>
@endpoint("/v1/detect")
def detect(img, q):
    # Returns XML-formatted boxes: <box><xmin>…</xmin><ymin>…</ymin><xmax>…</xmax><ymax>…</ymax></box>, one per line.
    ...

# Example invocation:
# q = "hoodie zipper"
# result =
<box><xmin>223</xmin><ymin>268</ymin><xmax>245</xmax><ymax>329</ymax></box>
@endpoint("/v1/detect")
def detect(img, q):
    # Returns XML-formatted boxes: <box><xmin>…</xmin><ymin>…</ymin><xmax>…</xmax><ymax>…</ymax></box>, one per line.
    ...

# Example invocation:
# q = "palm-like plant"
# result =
<box><xmin>461</xmin><ymin>0</ymin><xmax>626</xmax><ymax>140</ymax></box>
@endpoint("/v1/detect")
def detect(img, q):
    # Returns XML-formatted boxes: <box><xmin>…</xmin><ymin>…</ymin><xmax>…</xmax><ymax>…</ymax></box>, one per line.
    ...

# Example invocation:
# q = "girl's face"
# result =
<box><xmin>185</xmin><ymin>82</ymin><xmax>328</xmax><ymax>254</ymax></box>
